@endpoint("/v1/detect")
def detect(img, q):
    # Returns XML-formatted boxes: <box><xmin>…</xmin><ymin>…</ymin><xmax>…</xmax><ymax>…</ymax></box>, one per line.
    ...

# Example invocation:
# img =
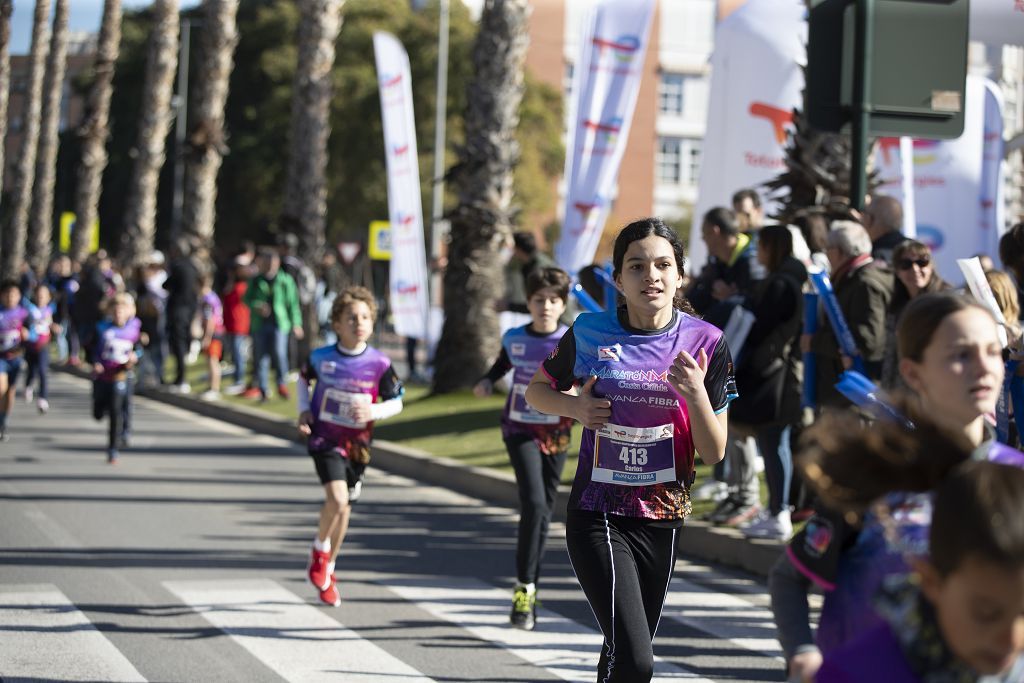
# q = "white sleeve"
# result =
<box><xmin>297</xmin><ymin>379</ymin><xmax>312</xmax><ymax>413</ymax></box>
<box><xmin>370</xmin><ymin>396</ymin><xmax>403</xmax><ymax>422</ymax></box>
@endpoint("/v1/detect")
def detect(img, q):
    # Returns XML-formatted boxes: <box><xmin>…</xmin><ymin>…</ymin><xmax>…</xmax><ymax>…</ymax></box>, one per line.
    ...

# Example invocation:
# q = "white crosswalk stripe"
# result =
<box><xmin>385</xmin><ymin>575</ymin><xmax>717</xmax><ymax>682</ymax></box>
<box><xmin>163</xmin><ymin>578</ymin><xmax>438</xmax><ymax>683</ymax></box>
<box><xmin>0</xmin><ymin>584</ymin><xmax>147</xmax><ymax>682</ymax></box>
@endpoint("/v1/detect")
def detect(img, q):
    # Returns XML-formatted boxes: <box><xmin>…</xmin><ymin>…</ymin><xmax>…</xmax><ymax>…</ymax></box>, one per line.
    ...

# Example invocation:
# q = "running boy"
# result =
<box><xmin>199</xmin><ymin>274</ymin><xmax>225</xmax><ymax>401</ymax></box>
<box><xmin>25</xmin><ymin>283</ymin><xmax>60</xmax><ymax>414</ymax></box>
<box><xmin>0</xmin><ymin>280</ymin><xmax>30</xmax><ymax>441</ymax></box>
<box><xmin>474</xmin><ymin>267</ymin><xmax>575</xmax><ymax>630</ymax></box>
<box><xmin>297</xmin><ymin>286</ymin><xmax>403</xmax><ymax>607</ymax></box>
<box><xmin>91</xmin><ymin>293</ymin><xmax>144</xmax><ymax>464</ymax></box>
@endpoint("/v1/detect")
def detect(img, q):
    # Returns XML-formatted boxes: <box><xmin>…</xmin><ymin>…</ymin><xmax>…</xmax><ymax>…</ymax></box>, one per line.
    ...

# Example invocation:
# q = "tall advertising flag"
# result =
<box><xmin>374</xmin><ymin>32</ymin><xmax>429</xmax><ymax>339</ymax></box>
<box><xmin>554</xmin><ymin>0</ymin><xmax>656</xmax><ymax>275</ymax></box>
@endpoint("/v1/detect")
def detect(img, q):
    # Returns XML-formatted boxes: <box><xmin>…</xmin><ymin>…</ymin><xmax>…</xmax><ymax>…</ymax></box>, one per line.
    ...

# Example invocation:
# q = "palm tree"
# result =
<box><xmin>71</xmin><ymin>0</ymin><xmax>122</xmax><ymax>264</ymax></box>
<box><xmin>26</xmin><ymin>0</ymin><xmax>70</xmax><ymax>273</ymax></box>
<box><xmin>181</xmin><ymin>0</ymin><xmax>239</xmax><ymax>275</ymax></box>
<box><xmin>1</xmin><ymin>0</ymin><xmax>50</xmax><ymax>279</ymax></box>
<box><xmin>120</xmin><ymin>0</ymin><xmax>179</xmax><ymax>268</ymax></box>
<box><xmin>281</xmin><ymin>0</ymin><xmax>344</xmax><ymax>261</ymax></box>
<box><xmin>432</xmin><ymin>0</ymin><xmax>530</xmax><ymax>392</ymax></box>
<box><xmin>0</xmin><ymin>1</ymin><xmax>14</xmax><ymax>209</ymax></box>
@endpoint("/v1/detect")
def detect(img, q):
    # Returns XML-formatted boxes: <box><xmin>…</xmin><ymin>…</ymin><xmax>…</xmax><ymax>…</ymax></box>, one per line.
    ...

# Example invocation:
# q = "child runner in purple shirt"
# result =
<box><xmin>526</xmin><ymin>218</ymin><xmax>735</xmax><ymax>683</ymax></box>
<box><xmin>0</xmin><ymin>280</ymin><xmax>30</xmax><ymax>441</ymax></box>
<box><xmin>799</xmin><ymin>413</ymin><xmax>1024</xmax><ymax>682</ymax></box>
<box><xmin>298</xmin><ymin>286</ymin><xmax>403</xmax><ymax>607</ymax></box>
<box><xmin>474</xmin><ymin>267</ymin><xmax>576</xmax><ymax>630</ymax></box>
<box><xmin>90</xmin><ymin>293</ymin><xmax>144</xmax><ymax>464</ymax></box>
<box><xmin>25</xmin><ymin>283</ymin><xmax>59</xmax><ymax>414</ymax></box>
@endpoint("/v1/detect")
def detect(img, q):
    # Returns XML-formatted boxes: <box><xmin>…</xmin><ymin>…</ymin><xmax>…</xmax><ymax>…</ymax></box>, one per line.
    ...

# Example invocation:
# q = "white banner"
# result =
<box><xmin>689</xmin><ymin>0</ymin><xmax>806</xmax><ymax>271</ymax></box>
<box><xmin>373</xmin><ymin>32</ymin><xmax>429</xmax><ymax>339</ymax></box>
<box><xmin>554</xmin><ymin>0</ymin><xmax>656</xmax><ymax>275</ymax></box>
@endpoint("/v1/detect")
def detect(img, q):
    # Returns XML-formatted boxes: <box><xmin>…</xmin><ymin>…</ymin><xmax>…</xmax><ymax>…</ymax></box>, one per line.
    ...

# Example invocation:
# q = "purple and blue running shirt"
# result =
<box><xmin>0</xmin><ymin>306</ymin><xmax>29</xmax><ymax>359</ymax></box>
<box><xmin>483</xmin><ymin>323</ymin><xmax>575</xmax><ymax>455</ymax></box>
<box><xmin>93</xmin><ymin>317</ymin><xmax>143</xmax><ymax>381</ymax></box>
<box><xmin>301</xmin><ymin>343</ymin><xmax>403</xmax><ymax>461</ymax></box>
<box><xmin>541</xmin><ymin>308</ymin><xmax>736</xmax><ymax>520</ymax></box>
<box><xmin>27</xmin><ymin>303</ymin><xmax>55</xmax><ymax>351</ymax></box>
<box><xmin>202</xmin><ymin>291</ymin><xmax>225</xmax><ymax>336</ymax></box>
<box><xmin>787</xmin><ymin>437</ymin><xmax>1024</xmax><ymax>656</ymax></box>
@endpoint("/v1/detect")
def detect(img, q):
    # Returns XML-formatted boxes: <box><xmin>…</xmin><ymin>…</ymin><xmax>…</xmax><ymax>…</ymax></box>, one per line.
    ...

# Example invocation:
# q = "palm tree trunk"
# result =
<box><xmin>0</xmin><ymin>1</ymin><xmax>14</xmax><ymax>209</ymax></box>
<box><xmin>181</xmin><ymin>0</ymin><xmax>238</xmax><ymax>276</ymax></box>
<box><xmin>1</xmin><ymin>0</ymin><xmax>50</xmax><ymax>279</ymax></box>
<box><xmin>120</xmin><ymin>0</ymin><xmax>179</xmax><ymax>268</ymax></box>
<box><xmin>281</xmin><ymin>0</ymin><xmax>343</xmax><ymax>262</ymax></box>
<box><xmin>26</xmin><ymin>0</ymin><xmax>71</xmax><ymax>273</ymax></box>
<box><xmin>432</xmin><ymin>0</ymin><xmax>529</xmax><ymax>393</ymax></box>
<box><xmin>71</xmin><ymin>0</ymin><xmax>122</xmax><ymax>264</ymax></box>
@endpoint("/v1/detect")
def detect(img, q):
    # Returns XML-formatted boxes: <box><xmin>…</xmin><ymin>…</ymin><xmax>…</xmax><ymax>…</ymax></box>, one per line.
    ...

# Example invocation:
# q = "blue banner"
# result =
<box><xmin>809</xmin><ymin>270</ymin><xmax>865</xmax><ymax>374</ymax></box>
<box><xmin>802</xmin><ymin>292</ymin><xmax>818</xmax><ymax>409</ymax></box>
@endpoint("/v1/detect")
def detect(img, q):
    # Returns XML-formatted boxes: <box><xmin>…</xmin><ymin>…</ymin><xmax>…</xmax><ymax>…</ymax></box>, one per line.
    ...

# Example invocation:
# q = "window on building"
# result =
<box><xmin>658</xmin><ymin>73</ymin><xmax>685</xmax><ymax>115</ymax></box>
<box><xmin>656</xmin><ymin>136</ymin><xmax>702</xmax><ymax>187</ymax></box>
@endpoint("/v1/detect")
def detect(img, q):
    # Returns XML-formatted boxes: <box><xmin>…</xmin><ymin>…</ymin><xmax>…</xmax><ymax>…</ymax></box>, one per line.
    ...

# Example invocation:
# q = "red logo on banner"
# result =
<box><xmin>749</xmin><ymin>102</ymin><xmax>794</xmax><ymax>144</ymax></box>
<box><xmin>592</xmin><ymin>35</ymin><xmax>640</xmax><ymax>63</ymax></box>
<box><xmin>380</xmin><ymin>73</ymin><xmax>402</xmax><ymax>88</ymax></box>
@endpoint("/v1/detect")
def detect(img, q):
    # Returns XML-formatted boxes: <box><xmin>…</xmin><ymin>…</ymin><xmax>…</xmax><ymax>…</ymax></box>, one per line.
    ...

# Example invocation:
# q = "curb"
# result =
<box><xmin>58</xmin><ymin>366</ymin><xmax>783</xmax><ymax>577</ymax></box>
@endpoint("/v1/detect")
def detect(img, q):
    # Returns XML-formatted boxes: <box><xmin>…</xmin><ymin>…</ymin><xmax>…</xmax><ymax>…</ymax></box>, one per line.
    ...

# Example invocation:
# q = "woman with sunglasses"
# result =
<box><xmin>881</xmin><ymin>240</ymin><xmax>950</xmax><ymax>389</ymax></box>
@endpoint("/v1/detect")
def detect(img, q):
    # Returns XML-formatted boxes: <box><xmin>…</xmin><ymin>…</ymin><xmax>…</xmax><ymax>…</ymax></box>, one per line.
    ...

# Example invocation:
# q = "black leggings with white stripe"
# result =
<box><xmin>565</xmin><ymin>510</ymin><xmax>679</xmax><ymax>683</ymax></box>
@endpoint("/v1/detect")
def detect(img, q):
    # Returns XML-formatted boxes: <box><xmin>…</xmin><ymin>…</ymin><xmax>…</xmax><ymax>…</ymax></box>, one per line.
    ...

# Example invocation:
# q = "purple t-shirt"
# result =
<box><xmin>202</xmin><ymin>291</ymin><xmax>225</xmax><ymax>335</ymax></box>
<box><xmin>301</xmin><ymin>343</ymin><xmax>403</xmax><ymax>461</ymax></box>
<box><xmin>542</xmin><ymin>308</ymin><xmax>735</xmax><ymax>520</ymax></box>
<box><xmin>0</xmin><ymin>306</ymin><xmax>28</xmax><ymax>358</ymax></box>
<box><xmin>94</xmin><ymin>317</ymin><xmax>142</xmax><ymax>380</ymax></box>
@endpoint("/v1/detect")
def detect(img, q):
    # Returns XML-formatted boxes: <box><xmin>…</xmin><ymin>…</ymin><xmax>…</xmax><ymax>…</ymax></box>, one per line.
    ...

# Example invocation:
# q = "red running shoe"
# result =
<box><xmin>307</xmin><ymin>547</ymin><xmax>331</xmax><ymax>590</ymax></box>
<box><xmin>277</xmin><ymin>383</ymin><xmax>290</xmax><ymax>400</ymax></box>
<box><xmin>240</xmin><ymin>386</ymin><xmax>262</xmax><ymax>400</ymax></box>
<box><xmin>318</xmin><ymin>573</ymin><xmax>340</xmax><ymax>607</ymax></box>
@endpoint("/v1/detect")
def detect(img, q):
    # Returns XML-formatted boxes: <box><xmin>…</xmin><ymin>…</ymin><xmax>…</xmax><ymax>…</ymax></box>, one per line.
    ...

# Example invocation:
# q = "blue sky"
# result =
<box><xmin>11</xmin><ymin>1</ymin><xmax>202</xmax><ymax>55</ymax></box>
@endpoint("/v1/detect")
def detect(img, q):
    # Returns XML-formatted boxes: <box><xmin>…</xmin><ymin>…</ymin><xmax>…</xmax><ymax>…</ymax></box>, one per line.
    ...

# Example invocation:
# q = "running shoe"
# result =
<box><xmin>307</xmin><ymin>546</ymin><xmax>331</xmax><ymax>590</ymax></box>
<box><xmin>277</xmin><ymin>383</ymin><xmax>290</xmax><ymax>400</ymax></box>
<box><xmin>510</xmin><ymin>586</ymin><xmax>537</xmax><ymax>631</ymax></box>
<box><xmin>240</xmin><ymin>386</ymin><xmax>263</xmax><ymax>399</ymax></box>
<box><xmin>702</xmin><ymin>496</ymin><xmax>741</xmax><ymax>524</ymax></box>
<box><xmin>691</xmin><ymin>480</ymin><xmax>729</xmax><ymax>502</ymax></box>
<box><xmin>24</xmin><ymin>386</ymin><xmax>33</xmax><ymax>403</ymax></box>
<box><xmin>318</xmin><ymin>573</ymin><xmax>341</xmax><ymax>607</ymax></box>
<box><xmin>36</xmin><ymin>398</ymin><xmax>48</xmax><ymax>414</ymax></box>
<box><xmin>348</xmin><ymin>480</ymin><xmax>363</xmax><ymax>503</ymax></box>
<box><xmin>224</xmin><ymin>383</ymin><xmax>247</xmax><ymax>396</ymax></box>
<box><xmin>107</xmin><ymin>448</ymin><xmax>119</xmax><ymax>464</ymax></box>
<box><xmin>723</xmin><ymin>502</ymin><xmax>762</xmax><ymax>528</ymax></box>
<box><xmin>741</xmin><ymin>511</ymin><xmax>793</xmax><ymax>541</ymax></box>
<box><xmin>199</xmin><ymin>390</ymin><xmax>221</xmax><ymax>401</ymax></box>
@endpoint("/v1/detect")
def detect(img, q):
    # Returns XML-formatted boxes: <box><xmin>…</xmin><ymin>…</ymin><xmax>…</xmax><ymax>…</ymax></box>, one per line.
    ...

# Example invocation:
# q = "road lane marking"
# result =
<box><xmin>164</xmin><ymin>578</ymin><xmax>436</xmax><ymax>682</ymax></box>
<box><xmin>0</xmin><ymin>584</ymin><xmax>147</xmax><ymax>682</ymax></box>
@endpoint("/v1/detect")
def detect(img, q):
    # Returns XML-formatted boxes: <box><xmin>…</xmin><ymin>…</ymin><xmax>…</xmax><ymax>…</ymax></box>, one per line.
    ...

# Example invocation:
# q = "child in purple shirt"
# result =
<box><xmin>475</xmin><ymin>267</ymin><xmax>576</xmax><ymax>631</ymax></box>
<box><xmin>90</xmin><ymin>293</ymin><xmax>144</xmax><ymax>464</ymax></box>
<box><xmin>0</xmin><ymin>280</ymin><xmax>30</xmax><ymax>441</ymax></box>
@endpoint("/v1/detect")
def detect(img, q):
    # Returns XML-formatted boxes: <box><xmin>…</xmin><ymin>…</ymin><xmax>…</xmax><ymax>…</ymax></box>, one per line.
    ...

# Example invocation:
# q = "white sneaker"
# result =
<box><xmin>24</xmin><ymin>387</ymin><xmax>33</xmax><ymax>403</ymax></box>
<box><xmin>199</xmin><ymin>390</ymin><xmax>221</xmax><ymax>401</ymax></box>
<box><xmin>169</xmin><ymin>382</ymin><xmax>191</xmax><ymax>394</ymax></box>
<box><xmin>691</xmin><ymin>480</ymin><xmax>729</xmax><ymax>502</ymax></box>
<box><xmin>741</xmin><ymin>510</ymin><xmax>792</xmax><ymax>540</ymax></box>
<box><xmin>348</xmin><ymin>480</ymin><xmax>363</xmax><ymax>503</ymax></box>
<box><xmin>36</xmin><ymin>398</ymin><xmax>49</xmax><ymax>414</ymax></box>
<box><xmin>224</xmin><ymin>383</ymin><xmax>246</xmax><ymax>396</ymax></box>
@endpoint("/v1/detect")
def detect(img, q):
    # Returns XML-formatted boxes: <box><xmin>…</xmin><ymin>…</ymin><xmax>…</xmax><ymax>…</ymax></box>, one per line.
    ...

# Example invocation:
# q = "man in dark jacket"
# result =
<box><xmin>163</xmin><ymin>239</ymin><xmax>200</xmax><ymax>392</ymax></box>
<box><xmin>688</xmin><ymin>207</ymin><xmax>766</xmax><ymax>527</ymax></box>
<box><xmin>805</xmin><ymin>220</ymin><xmax>893</xmax><ymax>407</ymax></box>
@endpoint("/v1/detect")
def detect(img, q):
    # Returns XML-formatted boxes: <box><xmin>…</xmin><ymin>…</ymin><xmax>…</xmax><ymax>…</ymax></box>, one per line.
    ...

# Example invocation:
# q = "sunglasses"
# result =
<box><xmin>896</xmin><ymin>257</ymin><xmax>931</xmax><ymax>270</ymax></box>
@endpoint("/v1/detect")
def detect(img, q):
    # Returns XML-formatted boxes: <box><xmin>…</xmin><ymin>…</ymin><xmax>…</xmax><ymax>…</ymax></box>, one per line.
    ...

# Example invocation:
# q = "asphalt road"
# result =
<box><xmin>0</xmin><ymin>373</ymin><xmax>788</xmax><ymax>682</ymax></box>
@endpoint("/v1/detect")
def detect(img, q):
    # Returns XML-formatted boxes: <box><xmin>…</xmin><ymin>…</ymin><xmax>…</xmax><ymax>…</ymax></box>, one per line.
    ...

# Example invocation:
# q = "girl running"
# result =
<box><xmin>525</xmin><ymin>218</ymin><xmax>734</xmax><ymax>682</ymax></box>
<box><xmin>800</xmin><ymin>416</ymin><xmax>1024</xmax><ymax>681</ymax></box>
<box><xmin>91</xmin><ymin>293</ymin><xmax>143</xmax><ymax>464</ymax></box>
<box><xmin>0</xmin><ymin>280</ymin><xmax>30</xmax><ymax>442</ymax></box>
<box><xmin>25</xmin><ymin>283</ymin><xmax>59</xmax><ymax>414</ymax></box>
<box><xmin>771</xmin><ymin>292</ymin><xmax>1008</xmax><ymax>681</ymax></box>
<box><xmin>298</xmin><ymin>286</ymin><xmax>403</xmax><ymax>607</ymax></box>
<box><xmin>474</xmin><ymin>266</ymin><xmax>576</xmax><ymax>630</ymax></box>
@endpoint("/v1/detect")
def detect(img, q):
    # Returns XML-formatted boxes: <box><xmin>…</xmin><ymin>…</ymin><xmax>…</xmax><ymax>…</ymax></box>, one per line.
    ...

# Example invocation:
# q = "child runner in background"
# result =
<box><xmin>297</xmin><ymin>286</ymin><xmax>403</xmax><ymax>607</ymax></box>
<box><xmin>526</xmin><ymin>218</ymin><xmax>733</xmax><ymax>682</ymax></box>
<box><xmin>0</xmin><ymin>280</ymin><xmax>30</xmax><ymax>441</ymax></box>
<box><xmin>770</xmin><ymin>293</ymin><xmax>1007</xmax><ymax>682</ymax></box>
<box><xmin>25</xmin><ymin>283</ymin><xmax>59</xmax><ymax>414</ymax></box>
<box><xmin>474</xmin><ymin>267</ymin><xmax>576</xmax><ymax>630</ymax></box>
<box><xmin>798</xmin><ymin>415</ymin><xmax>1024</xmax><ymax>681</ymax></box>
<box><xmin>91</xmin><ymin>293</ymin><xmax>144</xmax><ymax>464</ymax></box>
<box><xmin>199</xmin><ymin>274</ymin><xmax>226</xmax><ymax>401</ymax></box>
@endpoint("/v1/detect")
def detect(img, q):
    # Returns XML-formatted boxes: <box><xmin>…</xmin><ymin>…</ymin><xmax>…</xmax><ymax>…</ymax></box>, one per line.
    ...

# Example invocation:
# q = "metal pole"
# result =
<box><xmin>429</xmin><ymin>0</ymin><xmax>450</xmax><ymax>260</ymax></box>
<box><xmin>170</xmin><ymin>18</ymin><xmax>191</xmax><ymax>240</ymax></box>
<box><xmin>850</xmin><ymin>0</ymin><xmax>873</xmax><ymax>213</ymax></box>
